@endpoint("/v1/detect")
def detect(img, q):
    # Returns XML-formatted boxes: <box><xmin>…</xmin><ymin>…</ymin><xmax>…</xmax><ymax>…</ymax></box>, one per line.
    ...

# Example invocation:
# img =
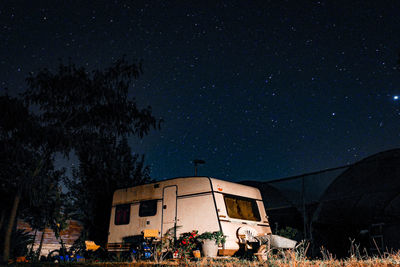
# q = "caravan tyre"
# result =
<box><xmin>256</xmin><ymin>245</ymin><xmax>286</xmax><ymax>262</ymax></box>
<box><xmin>256</xmin><ymin>244</ymin><xmax>269</xmax><ymax>262</ymax></box>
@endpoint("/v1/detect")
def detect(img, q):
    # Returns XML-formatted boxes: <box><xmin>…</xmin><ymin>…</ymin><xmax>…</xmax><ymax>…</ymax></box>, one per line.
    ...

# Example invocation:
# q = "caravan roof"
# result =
<box><xmin>112</xmin><ymin>176</ymin><xmax>262</xmax><ymax>205</ymax></box>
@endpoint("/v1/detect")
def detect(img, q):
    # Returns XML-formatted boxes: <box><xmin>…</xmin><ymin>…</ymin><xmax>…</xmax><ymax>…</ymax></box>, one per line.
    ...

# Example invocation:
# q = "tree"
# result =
<box><xmin>0</xmin><ymin>95</ymin><xmax>56</xmax><ymax>262</ymax></box>
<box><xmin>21</xmin><ymin>167</ymin><xmax>67</xmax><ymax>260</ymax></box>
<box><xmin>66</xmin><ymin>137</ymin><xmax>152</xmax><ymax>245</ymax></box>
<box><xmin>23</xmin><ymin>58</ymin><xmax>160</xmax><ymax>149</ymax></box>
<box><xmin>23</xmin><ymin>57</ymin><xmax>160</xmax><ymax>246</ymax></box>
<box><xmin>0</xmin><ymin>58</ymin><xmax>159</xmax><ymax>261</ymax></box>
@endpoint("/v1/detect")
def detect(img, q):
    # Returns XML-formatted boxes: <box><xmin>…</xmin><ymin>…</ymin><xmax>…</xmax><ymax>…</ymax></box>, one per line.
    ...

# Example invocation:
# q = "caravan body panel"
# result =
<box><xmin>107</xmin><ymin>177</ymin><xmax>271</xmax><ymax>254</ymax></box>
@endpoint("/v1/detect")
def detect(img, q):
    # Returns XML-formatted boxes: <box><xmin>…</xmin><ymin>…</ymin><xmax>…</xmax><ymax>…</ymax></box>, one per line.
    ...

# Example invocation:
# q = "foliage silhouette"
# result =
<box><xmin>0</xmin><ymin>95</ymin><xmax>60</xmax><ymax>262</ymax></box>
<box><xmin>66</xmin><ymin>137</ymin><xmax>152</xmax><ymax>245</ymax></box>
<box><xmin>24</xmin><ymin>57</ymin><xmax>160</xmax><ymax>246</ymax></box>
<box><xmin>1</xmin><ymin>57</ymin><xmax>160</xmax><ymax>261</ymax></box>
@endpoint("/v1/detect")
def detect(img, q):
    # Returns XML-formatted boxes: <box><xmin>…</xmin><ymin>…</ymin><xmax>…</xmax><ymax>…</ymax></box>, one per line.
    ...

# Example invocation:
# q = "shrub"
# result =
<box><xmin>176</xmin><ymin>230</ymin><xmax>200</xmax><ymax>258</ymax></box>
<box><xmin>198</xmin><ymin>231</ymin><xmax>226</xmax><ymax>245</ymax></box>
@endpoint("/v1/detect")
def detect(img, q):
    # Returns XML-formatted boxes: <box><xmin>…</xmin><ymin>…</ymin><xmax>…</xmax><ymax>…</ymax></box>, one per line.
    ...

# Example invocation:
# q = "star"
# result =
<box><xmin>1</xmin><ymin>0</ymin><xmax>400</xmax><ymax>182</ymax></box>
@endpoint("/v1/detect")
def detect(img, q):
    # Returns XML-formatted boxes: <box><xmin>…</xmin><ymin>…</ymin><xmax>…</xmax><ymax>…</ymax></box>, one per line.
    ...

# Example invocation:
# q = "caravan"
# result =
<box><xmin>106</xmin><ymin>176</ymin><xmax>274</xmax><ymax>256</ymax></box>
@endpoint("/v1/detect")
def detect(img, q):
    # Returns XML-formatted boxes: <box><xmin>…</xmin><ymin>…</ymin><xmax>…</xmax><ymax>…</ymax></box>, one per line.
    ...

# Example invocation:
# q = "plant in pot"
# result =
<box><xmin>198</xmin><ymin>231</ymin><xmax>226</xmax><ymax>258</ymax></box>
<box><xmin>176</xmin><ymin>230</ymin><xmax>200</xmax><ymax>259</ymax></box>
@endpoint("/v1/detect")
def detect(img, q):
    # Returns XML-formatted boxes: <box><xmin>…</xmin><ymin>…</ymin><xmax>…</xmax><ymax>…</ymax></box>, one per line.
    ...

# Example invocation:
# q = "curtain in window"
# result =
<box><xmin>224</xmin><ymin>195</ymin><xmax>260</xmax><ymax>221</ymax></box>
<box><xmin>225</xmin><ymin>196</ymin><xmax>240</xmax><ymax>218</ymax></box>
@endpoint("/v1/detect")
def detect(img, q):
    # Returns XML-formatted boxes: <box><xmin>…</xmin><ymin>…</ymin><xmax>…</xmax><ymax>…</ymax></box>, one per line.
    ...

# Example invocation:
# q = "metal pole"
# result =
<box><xmin>192</xmin><ymin>159</ymin><xmax>205</xmax><ymax>177</ymax></box>
<box><xmin>302</xmin><ymin>176</ymin><xmax>307</xmax><ymax>239</ymax></box>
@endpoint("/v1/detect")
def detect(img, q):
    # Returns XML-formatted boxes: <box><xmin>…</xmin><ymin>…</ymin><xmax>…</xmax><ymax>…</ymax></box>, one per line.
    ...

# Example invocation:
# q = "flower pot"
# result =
<box><xmin>202</xmin><ymin>239</ymin><xmax>219</xmax><ymax>258</ymax></box>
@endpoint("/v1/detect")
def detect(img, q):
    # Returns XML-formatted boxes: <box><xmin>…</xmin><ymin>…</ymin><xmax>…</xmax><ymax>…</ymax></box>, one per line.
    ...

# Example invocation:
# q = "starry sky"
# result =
<box><xmin>1</xmin><ymin>0</ymin><xmax>400</xmax><ymax>182</ymax></box>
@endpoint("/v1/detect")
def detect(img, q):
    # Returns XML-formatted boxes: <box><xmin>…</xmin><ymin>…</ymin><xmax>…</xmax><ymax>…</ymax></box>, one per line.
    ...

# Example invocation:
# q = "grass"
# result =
<box><xmin>9</xmin><ymin>241</ymin><xmax>400</xmax><ymax>266</ymax></box>
<box><xmin>9</xmin><ymin>252</ymin><xmax>400</xmax><ymax>267</ymax></box>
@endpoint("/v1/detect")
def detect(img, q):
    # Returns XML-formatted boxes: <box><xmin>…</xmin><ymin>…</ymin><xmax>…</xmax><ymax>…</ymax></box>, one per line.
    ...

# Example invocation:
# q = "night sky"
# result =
<box><xmin>1</xmin><ymin>1</ymin><xmax>400</xmax><ymax>182</ymax></box>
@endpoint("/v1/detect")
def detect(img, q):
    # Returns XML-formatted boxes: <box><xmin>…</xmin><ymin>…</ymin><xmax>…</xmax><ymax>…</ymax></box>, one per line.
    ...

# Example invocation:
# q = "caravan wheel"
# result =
<box><xmin>256</xmin><ymin>245</ymin><xmax>286</xmax><ymax>262</ymax></box>
<box><xmin>255</xmin><ymin>244</ymin><xmax>269</xmax><ymax>262</ymax></box>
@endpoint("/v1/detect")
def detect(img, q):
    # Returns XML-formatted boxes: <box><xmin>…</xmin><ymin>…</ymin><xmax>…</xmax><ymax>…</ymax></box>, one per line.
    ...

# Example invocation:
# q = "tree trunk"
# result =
<box><xmin>29</xmin><ymin>229</ymin><xmax>37</xmax><ymax>258</ymax></box>
<box><xmin>0</xmin><ymin>208</ymin><xmax>5</xmax><ymax>233</ymax></box>
<box><xmin>59</xmin><ymin>235</ymin><xmax>66</xmax><ymax>260</ymax></box>
<box><xmin>36</xmin><ymin>227</ymin><xmax>46</xmax><ymax>261</ymax></box>
<box><xmin>2</xmin><ymin>191</ymin><xmax>21</xmax><ymax>263</ymax></box>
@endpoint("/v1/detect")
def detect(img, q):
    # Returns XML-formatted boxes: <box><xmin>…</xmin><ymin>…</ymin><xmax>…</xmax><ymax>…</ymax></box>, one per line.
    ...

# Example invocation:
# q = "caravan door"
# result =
<box><xmin>162</xmin><ymin>185</ymin><xmax>177</xmax><ymax>235</ymax></box>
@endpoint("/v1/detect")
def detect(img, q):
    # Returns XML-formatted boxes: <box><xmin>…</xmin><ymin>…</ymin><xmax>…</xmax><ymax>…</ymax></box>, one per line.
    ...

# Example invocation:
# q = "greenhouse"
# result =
<box><xmin>244</xmin><ymin>149</ymin><xmax>400</xmax><ymax>257</ymax></box>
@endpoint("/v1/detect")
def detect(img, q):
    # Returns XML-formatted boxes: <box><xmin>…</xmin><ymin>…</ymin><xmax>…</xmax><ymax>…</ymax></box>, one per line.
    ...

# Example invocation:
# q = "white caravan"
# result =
<box><xmin>106</xmin><ymin>176</ymin><xmax>273</xmax><ymax>256</ymax></box>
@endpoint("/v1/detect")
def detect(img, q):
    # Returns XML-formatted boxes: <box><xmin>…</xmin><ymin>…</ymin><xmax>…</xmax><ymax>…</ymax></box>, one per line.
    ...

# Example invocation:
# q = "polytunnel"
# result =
<box><xmin>245</xmin><ymin>148</ymin><xmax>400</xmax><ymax>257</ymax></box>
<box><xmin>312</xmin><ymin>149</ymin><xmax>400</xmax><ymax>256</ymax></box>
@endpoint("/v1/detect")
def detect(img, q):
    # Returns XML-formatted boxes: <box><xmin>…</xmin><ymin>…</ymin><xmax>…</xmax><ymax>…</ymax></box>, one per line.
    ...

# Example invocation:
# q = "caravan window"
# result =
<box><xmin>139</xmin><ymin>200</ymin><xmax>158</xmax><ymax>217</ymax></box>
<box><xmin>224</xmin><ymin>195</ymin><xmax>261</xmax><ymax>221</ymax></box>
<box><xmin>115</xmin><ymin>204</ymin><xmax>130</xmax><ymax>225</ymax></box>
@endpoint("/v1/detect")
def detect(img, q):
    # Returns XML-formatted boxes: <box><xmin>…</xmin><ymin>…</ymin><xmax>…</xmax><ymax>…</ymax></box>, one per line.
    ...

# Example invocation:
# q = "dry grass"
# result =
<box><xmin>11</xmin><ymin>243</ymin><xmax>400</xmax><ymax>267</ymax></box>
<box><xmin>11</xmin><ymin>253</ymin><xmax>400</xmax><ymax>267</ymax></box>
<box><xmin>152</xmin><ymin>252</ymin><xmax>400</xmax><ymax>266</ymax></box>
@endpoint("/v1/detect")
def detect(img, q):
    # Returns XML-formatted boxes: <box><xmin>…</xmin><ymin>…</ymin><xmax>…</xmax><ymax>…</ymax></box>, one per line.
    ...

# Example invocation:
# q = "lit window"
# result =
<box><xmin>224</xmin><ymin>195</ymin><xmax>261</xmax><ymax>221</ymax></box>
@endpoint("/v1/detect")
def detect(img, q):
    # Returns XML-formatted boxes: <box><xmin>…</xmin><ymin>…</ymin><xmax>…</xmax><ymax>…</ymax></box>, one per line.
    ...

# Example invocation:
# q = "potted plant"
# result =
<box><xmin>198</xmin><ymin>231</ymin><xmax>226</xmax><ymax>258</ymax></box>
<box><xmin>176</xmin><ymin>230</ymin><xmax>200</xmax><ymax>259</ymax></box>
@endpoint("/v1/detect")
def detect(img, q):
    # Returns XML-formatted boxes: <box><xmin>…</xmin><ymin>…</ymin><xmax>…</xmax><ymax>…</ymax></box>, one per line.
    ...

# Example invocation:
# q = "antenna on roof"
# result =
<box><xmin>192</xmin><ymin>159</ymin><xmax>205</xmax><ymax>176</ymax></box>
